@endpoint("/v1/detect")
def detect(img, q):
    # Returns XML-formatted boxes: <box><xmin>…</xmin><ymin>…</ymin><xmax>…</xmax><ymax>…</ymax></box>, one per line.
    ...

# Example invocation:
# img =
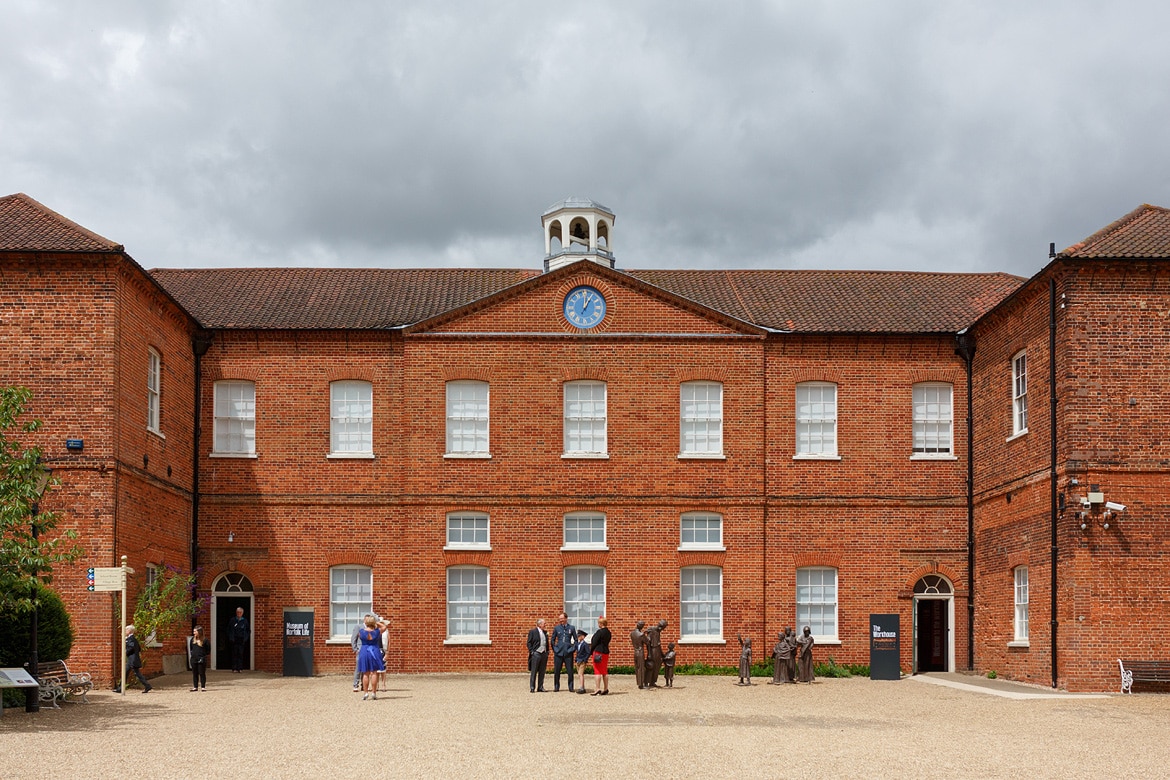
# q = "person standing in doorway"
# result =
<box><xmin>550</xmin><ymin>612</ymin><xmax>577</xmax><ymax>692</ymax></box>
<box><xmin>229</xmin><ymin>606</ymin><xmax>250</xmax><ymax>673</ymax></box>
<box><xmin>188</xmin><ymin>625</ymin><xmax>209</xmax><ymax>691</ymax></box>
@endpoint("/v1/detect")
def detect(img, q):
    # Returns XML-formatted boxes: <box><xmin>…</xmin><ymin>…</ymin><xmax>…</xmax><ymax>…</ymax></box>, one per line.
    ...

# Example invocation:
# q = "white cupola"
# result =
<box><xmin>541</xmin><ymin>197</ymin><xmax>615</xmax><ymax>272</ymax></box>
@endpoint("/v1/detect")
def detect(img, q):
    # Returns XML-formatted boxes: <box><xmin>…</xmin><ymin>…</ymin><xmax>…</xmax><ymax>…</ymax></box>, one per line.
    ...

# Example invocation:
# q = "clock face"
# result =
<box><xmin>563</xmin><ymin>285</ymin><xmax>607</xmax><ymax>329</ymax></box>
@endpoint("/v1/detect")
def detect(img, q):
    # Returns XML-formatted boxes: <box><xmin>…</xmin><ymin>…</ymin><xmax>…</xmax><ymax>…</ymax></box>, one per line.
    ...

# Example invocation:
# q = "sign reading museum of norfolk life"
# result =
<box><xmin>282</xmin><ymin>608</ymin><xmax>314</xmax><ymax>676</ymax></box>
<box><xmin>869</xmin><ymin>614</ymin><xmax>901</xmax><ymax>680</ymax></box>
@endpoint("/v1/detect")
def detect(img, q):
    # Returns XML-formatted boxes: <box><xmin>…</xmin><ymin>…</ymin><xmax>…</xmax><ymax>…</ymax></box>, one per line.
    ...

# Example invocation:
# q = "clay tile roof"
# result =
<box><xmin>1061</xmin><ymin>204</ymin><xmax>1170</xmax><ymax>259</ymax></box>
<box><xmin>149</xmin><ymin>267</ymin><xmax>541</xmax><ymax>329</ymax></box>
<box><xmin>629</xmin><ymin>269</ymin><xmax>1024</xmax><ymax>333</ymax></box>
<box><xmin>0</xmin><ymin>193</ymin><xmax>122</xmax><ymax>253</ymax></box>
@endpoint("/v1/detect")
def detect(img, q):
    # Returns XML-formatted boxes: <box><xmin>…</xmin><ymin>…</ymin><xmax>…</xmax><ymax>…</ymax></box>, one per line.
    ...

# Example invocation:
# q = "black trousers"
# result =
<box><xmin>126</xmin><ymin>665</ymin><xmax>150</xmax><ymax>691</ymax></box>
<box><xmin>192</xmin><ymin>660</ymin><xmax>206</xmax><ymax>689</ymax></box>
<box><xmin>232</xmin><ymin>640</ymin><xmax>247</xmax><ymax>671</ymax></box>
<box><xmin>552</xmin><ymin>652</ymin><xmax>575</xmax><ymax>690</ymax></box>
<box><xmin>528</xmin><ymin>651</ymin><xmax>548</xmax><ymax>691</ymax></box>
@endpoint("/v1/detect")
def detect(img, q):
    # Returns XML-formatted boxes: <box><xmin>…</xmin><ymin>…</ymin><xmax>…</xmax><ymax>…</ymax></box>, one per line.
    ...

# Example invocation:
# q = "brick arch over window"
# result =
<box><xmin>202</xmin><ymin>370</ymin><xmax>258</xmax><ymax>383</ymax></box>
<box><xmin>560</xmin><ymin>366</ymin><xmax>609</xmax><ymax>382</ymax></box>
<box><xmin>909</xmin><ymin>370</ymin><xmax>962</xmax><ymax>385</ymax></box>
<box><xmin>442</xmin><ymin>367</ymin><xmax>492</xmax><ymax>382</ymax></box>
<box><xmin>787</xmin><ymin>370</ymin><xmax>843</xmax><ymax>385</ymax></box>
<box><xmin>325</xmin><ymin>369</ymin><xmax>376</xmax><ymax>383</ymax></box>
<box><xmin>791</xmin><ymin>551</ymin><xmax>843</xmax><ymax>569</ymax></box>
<box><xmin>905</xmin><ymin>562</ymin><xmax>964</xmax><ymax>593</ymax></box>
<box><xmin>199</xmin><ymin>561</ymin><xmax>262</xmax><ymax>591</ymax></box>
<box><xmin>325</xmin><ymin>551</ymin><xmax>376</xmax><ymax>568</ymax></box>
<box><xmin>676</xmin><ymin>369</ymin><xmax>729</xmax><ymax>383</ymax></box>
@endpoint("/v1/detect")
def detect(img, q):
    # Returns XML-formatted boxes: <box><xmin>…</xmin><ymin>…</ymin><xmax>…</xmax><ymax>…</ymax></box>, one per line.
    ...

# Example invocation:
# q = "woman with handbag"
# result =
<box><xmin>188</xmin><ymin>625</ymin><xmax>209</xmax><ymax>691</ymax></box>
<box><xmin>588</xmin><ymin>616</ymin><xmax>612</xmax><ymax>696</ymax></box>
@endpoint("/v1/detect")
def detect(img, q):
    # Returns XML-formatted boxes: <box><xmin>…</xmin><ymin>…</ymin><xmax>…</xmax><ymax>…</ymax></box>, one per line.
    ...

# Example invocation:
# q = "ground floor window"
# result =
<box><xmin>564</xmin><ymin>566</ymin><xmax>605</xmax><ymax>634</ymax></box>
<box><xmin>1014</xmin><ymin>566</ymin><xmax>1029</xmax><ymax>641</ymax></box>
<box><xmin>680</xmin><ymin>566</ymin><xmax>722</xmax><ymax>639</ymax></box>
<box><xmin>796</xmin><ymin>567</ymin><xmax>838</xmax><ymax>641</ymax></box>
<box><xmin>330</xmin><ymin>566</ymin><xmax>372</xmax><ymax>641</ymax></box>
<box><xmin>447</xmin><ymin>566</ymin><xmax>489</xmax><ymax>640</ymax></box>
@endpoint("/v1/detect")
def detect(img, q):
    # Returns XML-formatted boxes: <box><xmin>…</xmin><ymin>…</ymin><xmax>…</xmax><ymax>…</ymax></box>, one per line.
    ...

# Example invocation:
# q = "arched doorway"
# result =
<box><xmin>211</xmin><ymin>572</ymin><xmax>254</xmax><ymax>671</ymax></box>
<box><xmin>912</xmin><ymin>574</ymin><xmax>954</xmax><ymax>673</ymax></box>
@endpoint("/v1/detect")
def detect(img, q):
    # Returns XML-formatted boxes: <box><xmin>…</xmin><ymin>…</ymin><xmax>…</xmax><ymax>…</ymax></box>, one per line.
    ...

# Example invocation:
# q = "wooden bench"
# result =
<box><xmin>36</xmin><ymin>660</ymin><xmax>93</xmax><ymax>707</ymax></box>
<box><xmin>1118</xmin><ymin>659</ymin><xmax>1170</xmax><ymax>694</ymax></box>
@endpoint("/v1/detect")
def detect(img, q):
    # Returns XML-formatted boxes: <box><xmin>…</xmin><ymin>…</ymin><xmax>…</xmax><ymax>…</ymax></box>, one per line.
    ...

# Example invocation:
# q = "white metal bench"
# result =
<box><xmin>1118</xmin><ymin>659</ymin><xmax>1170</xmax><ymax>694</ymax></box>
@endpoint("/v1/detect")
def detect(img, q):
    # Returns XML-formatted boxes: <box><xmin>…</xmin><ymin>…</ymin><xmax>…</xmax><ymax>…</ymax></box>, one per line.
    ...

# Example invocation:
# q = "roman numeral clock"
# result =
<box><xmin>563</xmin><ymin>285</ymin><xmax>606</xmax><ymax>329</ymax></box>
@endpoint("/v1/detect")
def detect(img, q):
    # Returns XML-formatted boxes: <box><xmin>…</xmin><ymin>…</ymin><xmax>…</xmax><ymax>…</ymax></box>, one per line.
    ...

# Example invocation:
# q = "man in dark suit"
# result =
<box><xmin>527</xmin><ymin>618</ymin><xmax>549</xmax><ymax>692</ymax></box>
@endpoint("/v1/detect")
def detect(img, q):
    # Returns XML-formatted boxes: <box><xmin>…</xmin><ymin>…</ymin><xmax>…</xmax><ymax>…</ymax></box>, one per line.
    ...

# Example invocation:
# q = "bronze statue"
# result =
<box><xmin>629</xmin><ymin>620</ymin><xmax>649</xmax><ymax>689</ymax></box>
<box><xmin>737</xmin><ymin>634</ymin><xmax>753</xmax><ymax>685</ymax></box>
<box><xmin>646</xmin><ymin>619</ymin><xmax>666</xmax><ymax>687</ymax></box>
<box><xmin>796</xmin><ymin>626</ymin><xmax>815</xmax><ymax>683</ymax></box>
<box><xmin>770</xmin><ymin>629</ymin><xmax>792</xmax><ymax>684</ymax></box>
<box><xmin>663</xmin><ymin>642</ymin><xmax>676</xmax><ymax>687</ymax></box>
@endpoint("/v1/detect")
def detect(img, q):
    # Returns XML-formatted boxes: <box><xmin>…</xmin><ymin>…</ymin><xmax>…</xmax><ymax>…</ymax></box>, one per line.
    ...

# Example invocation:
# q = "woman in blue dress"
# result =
<box><xmin>357</xmin><ymin>615</ymin><xmax>389</xmax><ymax>699</ymax></box>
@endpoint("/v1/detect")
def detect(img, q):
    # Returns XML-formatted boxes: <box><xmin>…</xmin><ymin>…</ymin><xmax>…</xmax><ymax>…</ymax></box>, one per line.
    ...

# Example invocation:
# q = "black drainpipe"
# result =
<box><xmin>191</xmin><ymin>332</ymin><xmax>213</xmax><ymax>621</ymax></box>
<box><xmin>1049</xmin><ymin>277</ymin><xmax>1059</xmax><ymax>689</ymax></box>
<box><xmin>954</xmin><ymin>331</ymin><xmax>976</xmax><ymax>671</ymax></box>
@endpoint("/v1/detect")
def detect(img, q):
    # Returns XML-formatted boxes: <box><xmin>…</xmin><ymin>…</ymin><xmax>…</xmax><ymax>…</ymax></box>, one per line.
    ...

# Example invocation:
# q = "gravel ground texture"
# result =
<box><xmin>2</xmin><ymin>670</ymin><xmax>1168</xmax><ymax>779</ymax></box>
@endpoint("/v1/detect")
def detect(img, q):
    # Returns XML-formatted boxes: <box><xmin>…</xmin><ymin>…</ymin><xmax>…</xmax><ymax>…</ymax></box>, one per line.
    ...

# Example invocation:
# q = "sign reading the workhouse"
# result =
<box><xmin>282</xmin><ymin>608</ymin><xmax>314</xmax><ymax>677</ymax></box>
<box><xmin>869</xmin><ymin>614</ymin><xmax>901</xmax><ymax>680</ymax></box>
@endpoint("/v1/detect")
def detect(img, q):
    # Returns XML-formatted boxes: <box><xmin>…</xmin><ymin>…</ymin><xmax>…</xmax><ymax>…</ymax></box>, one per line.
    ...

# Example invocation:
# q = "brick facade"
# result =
<box><xmin>4</xmin><ymin>195</ymin><xmax>1168</xmax><ymax>691</ymax></box>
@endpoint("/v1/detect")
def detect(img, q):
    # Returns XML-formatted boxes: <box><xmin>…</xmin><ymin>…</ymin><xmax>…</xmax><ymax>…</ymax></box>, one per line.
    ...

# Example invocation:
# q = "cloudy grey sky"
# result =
<box><xmin>3</xmin><ymin>1</ymin><xmax>1168</xmax><ymax>278</ymax></box>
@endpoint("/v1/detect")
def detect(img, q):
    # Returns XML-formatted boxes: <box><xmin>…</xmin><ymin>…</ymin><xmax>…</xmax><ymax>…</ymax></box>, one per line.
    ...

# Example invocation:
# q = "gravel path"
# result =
<box><xmin>2</xmin><ymin>671</ymin><xmax>1167</xmax><ymax>779</ymax></box>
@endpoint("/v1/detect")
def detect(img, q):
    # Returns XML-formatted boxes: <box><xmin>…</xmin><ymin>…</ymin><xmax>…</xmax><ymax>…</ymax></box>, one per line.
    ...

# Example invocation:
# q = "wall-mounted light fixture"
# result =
<box><xmin>228</xmin><ymin>531</ymin><xmax>235</xmax><ymax>543</ymax></box>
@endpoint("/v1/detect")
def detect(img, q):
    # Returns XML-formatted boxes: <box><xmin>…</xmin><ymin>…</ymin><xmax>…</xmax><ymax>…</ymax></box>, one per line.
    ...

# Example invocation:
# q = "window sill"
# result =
<box><xmin>209</xmin><ymin>452</ymin><xmax>258</xmax><ymax>459</ymax></box>
<box><xmin>1006</xmin><ymin>430</ymin><xmax>1028</xmax><ymax>443</ymax></box>
<box><xmin>327</xmin><ymin>452</ymin><xmax>375</xmax><ymax>460</ymax></box>
<box><xmin>793</xmin><ymin>454</ymin><xmax>841</xmax><ymax>461</ymax></box>
<box><xmin>678</xmin><ymin>545</ymin><xmax>726</xmax><ymax>552</ymax></box>
<box><xmin>678</xmin><ymin>453</ymin><xmax>726</xmax><ymax>460</ymax></box>
<box><xmin>678</xmin><ymin>637</ymin><xmax>727</xmax><ymax>645</ymax></box>
<box><xmin>444</xmin><ymin>545</ymin><xmax>492</xmax><ymax>552</ymax></box>
<box><xmin>910</xmin><ymin>454</ymin><xmax>958</xmax><ymax>461</ymax></box>
<box><xmin>562</xmin><ymin>453</ymin><xmax>609</xmax><ymax>459</ymax></box>
<box><xmin>813</xmin><ymin>639</ymin><xmax>842</xmax><ymax>646</ymax></box>
<box><xmin>148</xmin><ymin>427</ymin><xmax>166</xmax><ymax>441</ymax></box>
<box><xmin>444</xmin><ymin>452</ymin><xmax>492</xmax><ymax>459</ymax></box>
<box><xmin>444</xmin><ymin>638</ymin><xmax>492</xmax><ymax>646</ymax></box>
<box><xmin>561</xmin><ymin>545</ymin><xmax>609</xmax><ymax>552</ymax></box>
<box><xmin>325</xmin><ymin>638</ymin><xmax>354</xmax><ymax>646</ymax></box>
<box><xmin>1007</xmin><ymin>640</ymin><xmax>1030</xmax><ymax>649</ymax></box>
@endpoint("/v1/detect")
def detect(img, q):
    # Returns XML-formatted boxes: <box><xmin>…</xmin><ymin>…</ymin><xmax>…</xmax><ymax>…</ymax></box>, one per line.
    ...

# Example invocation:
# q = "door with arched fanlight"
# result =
<box><xmin>912</xmin><ymin>574</ymin><xmax>954</xmax><ymax>673</ymax></box>
<box><xmin>211</xmin><ymin>572</ymin><xmax>255</xmax><ymax>671</ymax></box>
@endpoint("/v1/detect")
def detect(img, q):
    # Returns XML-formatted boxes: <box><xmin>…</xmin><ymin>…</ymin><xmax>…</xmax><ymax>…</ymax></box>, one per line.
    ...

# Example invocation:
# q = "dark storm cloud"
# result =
<box><xmin>4</xmin><ymin>1</ymin><xmax>1170</xmax><ymax>276</ymax></box>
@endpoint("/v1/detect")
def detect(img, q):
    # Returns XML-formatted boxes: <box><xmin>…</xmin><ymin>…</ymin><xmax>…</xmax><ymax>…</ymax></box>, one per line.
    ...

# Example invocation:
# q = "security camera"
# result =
<box><xmin>1105</xmin><ymin>501</ymin><xmax>1126</xmax><ymax>513</ymax></box>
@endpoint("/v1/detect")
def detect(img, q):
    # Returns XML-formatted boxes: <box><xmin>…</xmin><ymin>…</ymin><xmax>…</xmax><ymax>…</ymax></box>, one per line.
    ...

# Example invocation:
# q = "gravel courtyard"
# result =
<box><xmin>2</xmin><ymin>671</ymin><xmax>1167</xmax><ymax>779</ymax></box>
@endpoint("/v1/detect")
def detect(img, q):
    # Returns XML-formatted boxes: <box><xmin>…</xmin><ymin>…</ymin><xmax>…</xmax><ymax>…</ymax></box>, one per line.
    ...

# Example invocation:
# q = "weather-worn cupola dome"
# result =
<box><xmin>542</xmin><ymin>197</ymin><xmax>615</xmax><ymax>272</ymax></box>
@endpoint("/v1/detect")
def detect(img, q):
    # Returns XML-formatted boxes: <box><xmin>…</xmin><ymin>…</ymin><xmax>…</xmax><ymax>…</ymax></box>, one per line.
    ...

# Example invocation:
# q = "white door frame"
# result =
<box><xmin>210</xmin><ymin>576</ymin><xmax>254</xmax><ymax>672</ymax></box>
<box><xmin>912</xmin><ymin>594</ymin><xmax>954</xmax><ymax>673</ymax></box>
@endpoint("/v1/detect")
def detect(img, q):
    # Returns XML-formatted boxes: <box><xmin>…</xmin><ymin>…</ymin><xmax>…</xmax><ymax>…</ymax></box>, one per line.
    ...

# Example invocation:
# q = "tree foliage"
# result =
<box><xmin>0</xmin><ymin>386</ymin><xmax>83</xmax><ymax>615</ymax></box>
<box><xmin>131</xmin><ymin>565</ymin><xmax>200</xmax><ymax>647</ymax></box>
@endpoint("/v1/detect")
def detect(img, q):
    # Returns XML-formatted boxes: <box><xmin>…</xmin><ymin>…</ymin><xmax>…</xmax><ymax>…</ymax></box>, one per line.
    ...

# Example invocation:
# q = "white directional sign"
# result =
<box><xmin>91</xmin><ymin>567</ymin><xmax>124</xmax><ymax>592</ymax></box>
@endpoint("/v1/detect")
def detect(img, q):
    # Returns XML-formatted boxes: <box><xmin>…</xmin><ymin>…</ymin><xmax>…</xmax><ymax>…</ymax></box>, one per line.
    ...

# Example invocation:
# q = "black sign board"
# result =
<box><xmin>282</xmin><ymin>608</ymin><xmax>314</xmax><ymax>677</ymax></box>
<box><xmin>869</xmin><ymin>613</ymin><xmax>901</xmax><ymax>680</ymax></box>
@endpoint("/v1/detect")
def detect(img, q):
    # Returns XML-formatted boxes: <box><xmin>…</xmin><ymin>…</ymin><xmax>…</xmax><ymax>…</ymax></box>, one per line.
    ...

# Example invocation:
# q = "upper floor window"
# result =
<box><xmin>563</xmin><ymin>512</ymin><xmax>606</xmax><ymax>550</ymax></box>
<box><xmin>912</xmin><ymin>383</ymin><xmax>953</xmax><ymax>456</ymax></box>
<box><xmin>796</xmin><ymin>567</ymin><xmax>838</xmax><ymax>642</ymax></box>
<box><xmin>446</xmin><ymin>512</ymin><xmax>490</xmax><ymax>550</ymax></box>
<box><xmin>680</xmin><ymin>381</ymin><xmax>723</xmax><ymax>456</ymax></box>
<box><xmin>447</xmin><ymin>566</ymin><xmax>489</xmax><ymax>642</ymax></box>
<box><xmin>680</xmin><ymin>566</ymin><xmax>723</xmax><ymax>640</ymax></box>
<box><xmin>564</xmin><ymin>381</ymin><xmax>607</xmax><ymax>456</ymax></box>
<box><xmin>796</xmin><ymin>382</ymin><xmax>837</xmax><ymax>457</ymax></box>
<box><xmin>330</xmin><ymin>380</ymin><xmax>373</xmax><ymax>455</ymax></box>
<box><xmin>1012</xmin><ymin>351</ymin><xmax>1028</xmax><ymax>435</ymax></box>
<box><xmin>213</xmin><ymin>381</ymin><xmax>256</xmax><ymax>455</ymax></box>
<box><xmin>329</xmin><ymin>565</ymin><xmax>372</xmax><ymax>641</ymax></box>
<box><xmin>1014</xmin><ymin>566</ymin><xmax>1029</xmax><ymax>642</ymax></box>
<box><xmin>147</xmin><ymin>348</ymin><xmax>162</xmax><ymax>434</ymax></box>
<box><xmin>679</xmin><ymin>511</ymin><xmax>724</xmax><ymax>551</ymax></box>
<box><xmin>446</xmin><ymin>381</ymin><xmax>489</xmax><ymax>456</ymax></box>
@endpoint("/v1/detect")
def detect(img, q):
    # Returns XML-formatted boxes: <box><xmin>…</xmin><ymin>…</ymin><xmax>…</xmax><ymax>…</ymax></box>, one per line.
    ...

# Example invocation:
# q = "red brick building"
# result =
<box><xmin>2</xmin><ymin>193</ymin><xmax>1166</xmax><ymax>691</ymax></box>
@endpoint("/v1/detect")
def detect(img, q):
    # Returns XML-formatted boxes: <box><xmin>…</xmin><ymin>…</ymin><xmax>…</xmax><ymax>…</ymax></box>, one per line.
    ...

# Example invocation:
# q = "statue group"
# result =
<box><xmin>767</xmin><ymin>626</ymin><xmax>815</xmax><ymax>685</ymax></box>
<box><xmin>630</xmin><ymin>619</ymin><xmax>671</xmax><ymax>689</ymax></box>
